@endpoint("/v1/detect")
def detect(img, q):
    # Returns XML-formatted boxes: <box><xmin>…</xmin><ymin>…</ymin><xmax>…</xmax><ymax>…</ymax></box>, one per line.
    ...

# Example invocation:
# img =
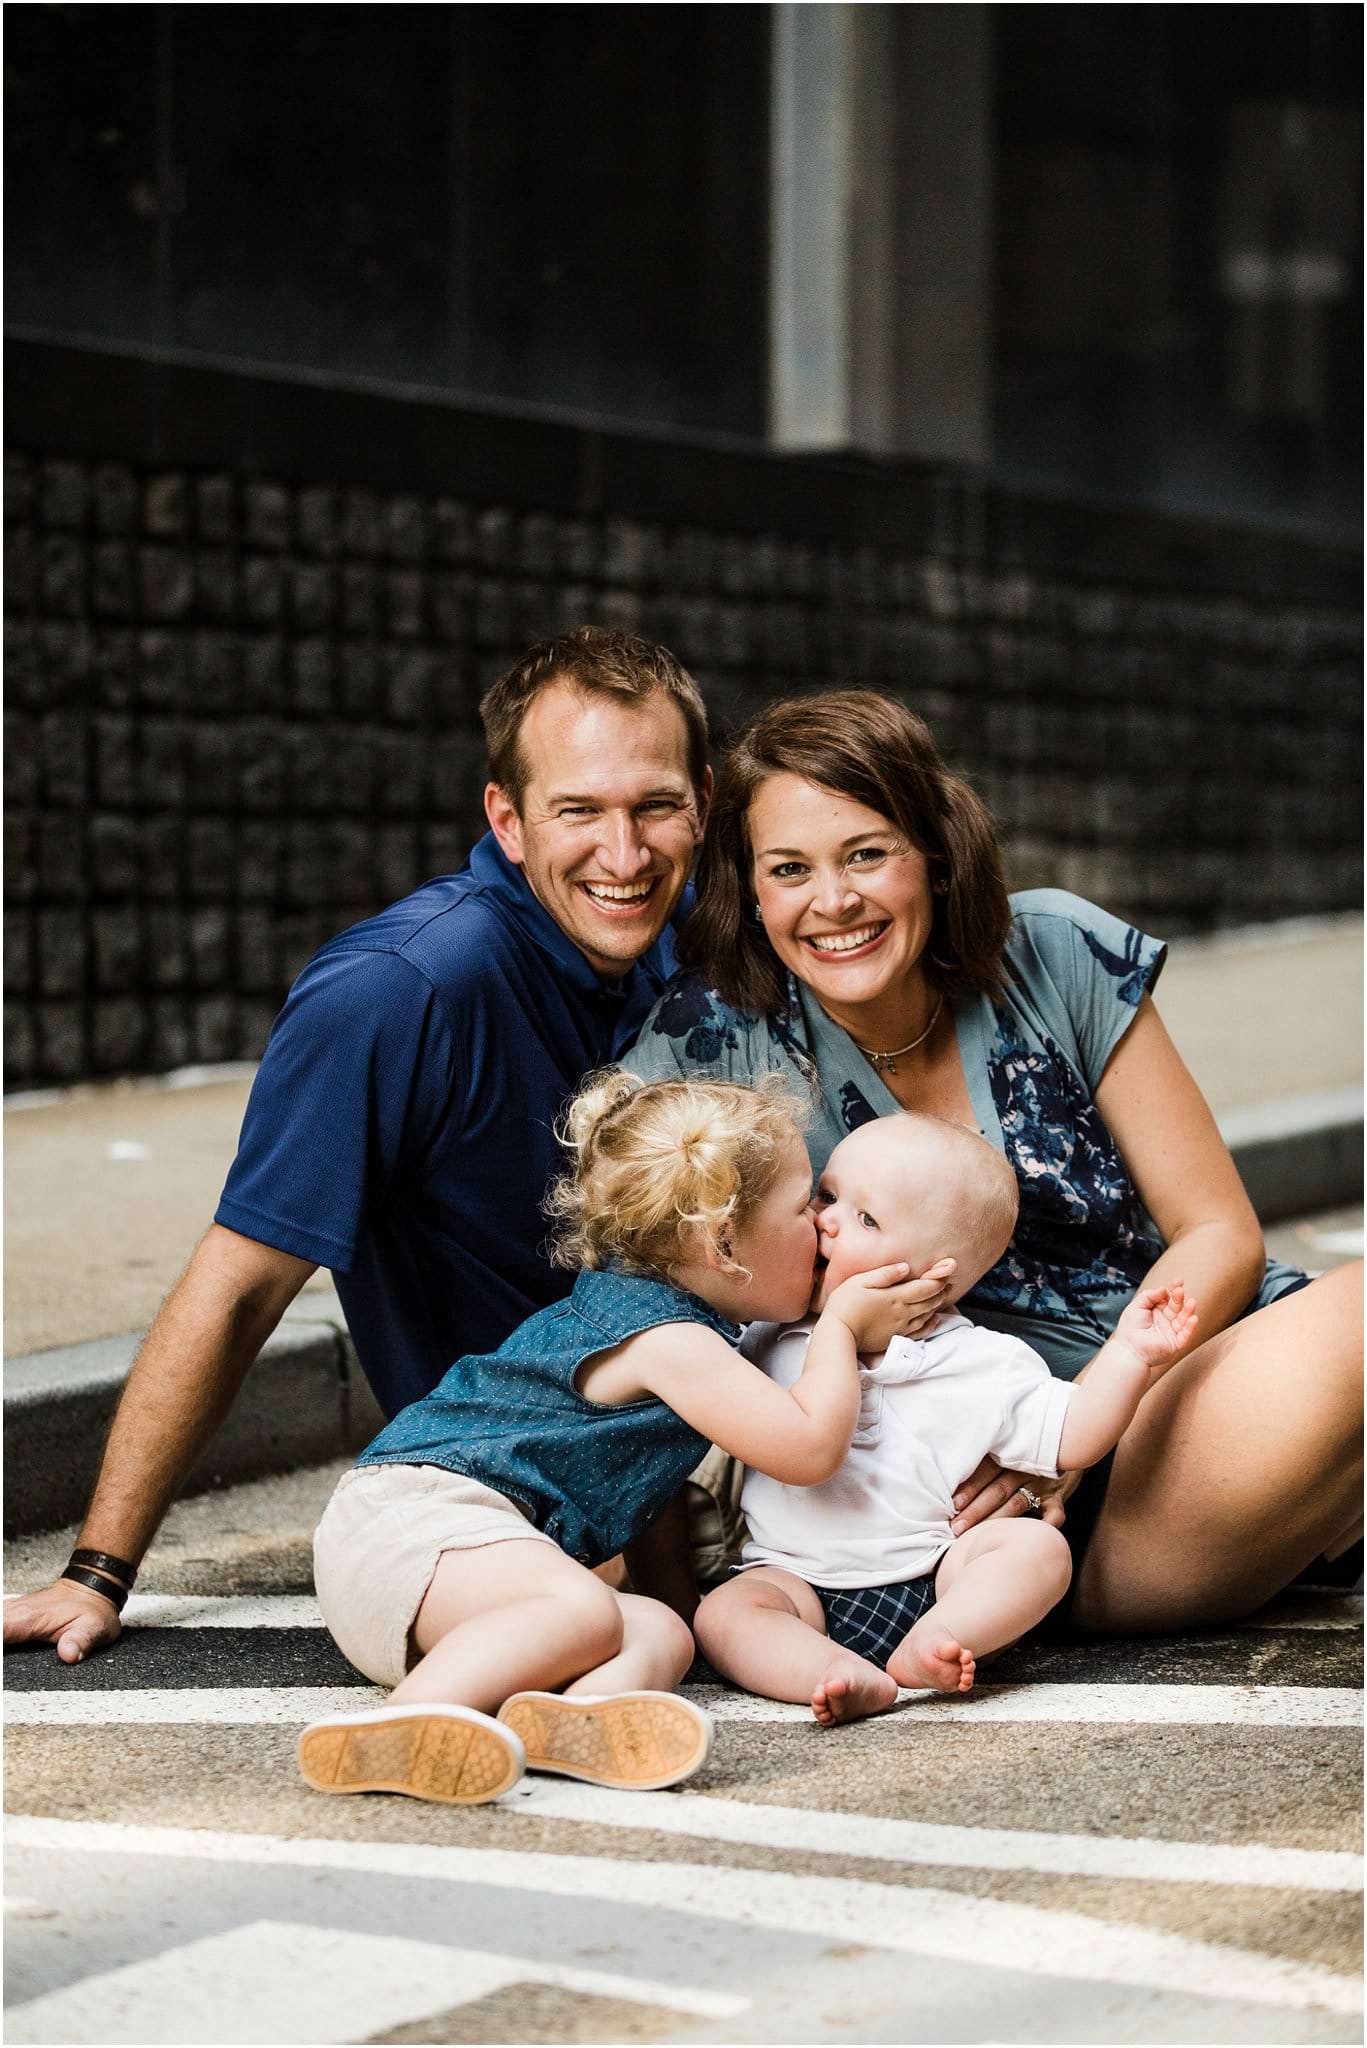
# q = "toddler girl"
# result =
<box><xmin>299</xmin><ymin>1071</ymin><xmax>944</xmax><ymax>1805</ymax></box>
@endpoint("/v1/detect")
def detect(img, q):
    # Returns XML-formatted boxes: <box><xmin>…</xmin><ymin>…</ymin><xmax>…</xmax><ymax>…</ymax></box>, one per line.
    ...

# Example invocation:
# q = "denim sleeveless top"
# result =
<box><xmin>355</xmin><ymin>1267</ymin><xmax>741</xmax><ymax>1567</ymax></box>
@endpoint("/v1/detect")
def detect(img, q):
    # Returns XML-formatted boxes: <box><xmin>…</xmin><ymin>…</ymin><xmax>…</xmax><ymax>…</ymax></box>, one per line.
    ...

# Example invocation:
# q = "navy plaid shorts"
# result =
<box><xmin>815</xmin><ymin>1571</ymin><xmax>938</xmax><ymax>1666</ymax></box>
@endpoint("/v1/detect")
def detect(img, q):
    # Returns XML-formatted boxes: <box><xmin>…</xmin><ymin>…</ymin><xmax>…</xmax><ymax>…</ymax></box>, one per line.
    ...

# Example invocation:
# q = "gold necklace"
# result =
<box><xmin>853</xmin><ymin>995</ymin><xmax>944</xmax><ymax>1075</ymax></box>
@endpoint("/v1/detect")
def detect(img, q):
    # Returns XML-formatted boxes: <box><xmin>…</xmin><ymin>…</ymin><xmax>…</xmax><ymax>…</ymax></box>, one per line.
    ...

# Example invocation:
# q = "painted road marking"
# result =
<box><xmin>7</xmin><ymin>1681</ymin><xmax>1360</xmax><ymax>1728</ymax></box>
<box><xmin>11</xmin><ymin>1589</ymin><xmax>1357</xmax><ymax>1633</ymax></box>
<box><xmin>505</xmin><ymin>1780</ymin><xmax>1363</xmax><ymax>1893</ymax></box>
<box><xmin>4</xmin><ymin>1919</ymin><xmax>748</xmax><ymax>2044</ymax></box>
<box><xmin>7</xmin><ymin>1818</ymin><xmax>1360</xmax><ymax>2017</ymax></box>
<box><xmin>688</xmin><ymin>1682</ymin><xmax>1365</xmax><ymax>1726</ymax></box>
<box><xmin>122</xmin><ymin>1594</ymin><xmax>325</xmax><ymax>1628</ymax></box>
<box><xmin>2</xmin><ymin>1593</ymin><xmax>326</xmax><ymax>1629</ymax></box>
<box><xmin>4</xmin><ymin>1687</ymin><xmax>376</xmax><ymax>1725</ymax></box>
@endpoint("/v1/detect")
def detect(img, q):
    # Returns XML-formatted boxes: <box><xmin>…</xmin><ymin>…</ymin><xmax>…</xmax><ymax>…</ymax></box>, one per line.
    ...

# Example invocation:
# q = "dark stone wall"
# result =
<box><xmin>4</xmin><ymin>339</ymin><xmax>1361</xmax><ymax>1088</ymax></box>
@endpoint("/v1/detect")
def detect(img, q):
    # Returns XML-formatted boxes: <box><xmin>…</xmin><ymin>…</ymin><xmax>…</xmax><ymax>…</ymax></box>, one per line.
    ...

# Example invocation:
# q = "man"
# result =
<box><xmin>5</xmin><ymin>628</ymin><xmax>712</xmax><ymax>1663</ymax></box>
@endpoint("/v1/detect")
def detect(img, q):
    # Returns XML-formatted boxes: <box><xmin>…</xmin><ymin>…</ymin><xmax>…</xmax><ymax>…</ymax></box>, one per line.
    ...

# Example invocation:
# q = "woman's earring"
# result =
<box><xmin>753</xmin><ymin>902</ymin><xmax>764</xmax><ymax>924</ymax></box>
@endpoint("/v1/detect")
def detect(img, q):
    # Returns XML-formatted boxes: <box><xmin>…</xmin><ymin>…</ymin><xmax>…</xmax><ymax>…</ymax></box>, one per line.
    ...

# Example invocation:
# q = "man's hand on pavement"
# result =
<box><xmin>3</xmin><ymin>1580</ymin><xmax>124</xmax><ymax>1663</ymax></box>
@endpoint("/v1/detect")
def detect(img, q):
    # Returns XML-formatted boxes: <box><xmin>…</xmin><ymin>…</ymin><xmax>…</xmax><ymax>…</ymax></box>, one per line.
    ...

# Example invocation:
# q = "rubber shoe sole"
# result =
<box><xmin>497</xmin><ymin>1690</ymin><xmax>713</xmax><ymax>1790</ymax></box>
<box><xmin>298</xmin><ymin>1702</ymin><xmax>525</xmax><ymax>1805</ymax></box>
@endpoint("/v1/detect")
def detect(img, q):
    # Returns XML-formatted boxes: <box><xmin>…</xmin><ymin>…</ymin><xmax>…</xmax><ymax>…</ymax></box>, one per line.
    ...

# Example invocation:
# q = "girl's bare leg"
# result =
<box><xmin>389</xmin><ymin>1539</ymin><xmax>623</xmax><ymax>1711</ymax></box>
<box><xmin>887</xmin><ymin>1520</ymin><xmax>1072</xmax><ymax>1693</ymax></box>
<box><xmin>565</xmin><ymin>1592</ymin><xmax>696</xmax><ymax>1695</ymax></box>
<box><xmin>502</xmin><ymin>1592</ymin><xmax>712</xmax><ymax>1791</ymax></box>
<box><xmin>695</xmin><ymin>1568</ymin><xmax>898</xmax><ymax>1725</ymax></box>
<box><xmin>1076</xmin><ymin>1264</ymin><xmax>1363</xmax><ymax>1633</ymax></box>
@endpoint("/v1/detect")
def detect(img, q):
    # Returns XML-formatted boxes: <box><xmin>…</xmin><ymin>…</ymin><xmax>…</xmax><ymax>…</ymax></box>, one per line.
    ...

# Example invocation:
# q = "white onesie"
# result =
<box><xmin>739</xmin><ymin>1311</ymin><xmax>1074</xmax><ymax>1589</ymax></box>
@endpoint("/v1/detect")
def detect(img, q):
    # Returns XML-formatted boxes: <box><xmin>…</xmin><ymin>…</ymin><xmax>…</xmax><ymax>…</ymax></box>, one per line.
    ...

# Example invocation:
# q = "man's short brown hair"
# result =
<box><xmin>479</xmin><ymin>627</ymin><xmax>710</xmax><ymax>811</ymax></box>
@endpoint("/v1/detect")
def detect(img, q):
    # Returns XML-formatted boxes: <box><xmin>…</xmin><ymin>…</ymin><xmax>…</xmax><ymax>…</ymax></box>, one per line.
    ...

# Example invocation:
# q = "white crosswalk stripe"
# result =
<box><xmin>505</xmin><ymin>1779</ymin><xmax>1364</xmax><ymax>1892</ymax></box>
<box><xmin>4</xmin><ymin>1919</ymin><xmax>749</xmax><ymax>2043</ymax></box>
<box><xmin>8</xmin><ymin>1678</ymin><xmax>1360</xmax><ymax>1727</ymax></box>
<box><xmin>8</xmin><ymin>1818</ymin><xmax>1361</xmax><ymax>2019</ymax></box>
<box><xmin>122</xmin><ymin>1593</ymin><xmax>326</xmax><ymax>1627</ymax></box>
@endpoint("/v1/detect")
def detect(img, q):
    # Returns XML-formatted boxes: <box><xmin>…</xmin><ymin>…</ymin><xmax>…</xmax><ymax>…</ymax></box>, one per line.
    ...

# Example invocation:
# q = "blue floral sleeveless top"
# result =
<box><xmin>624</xmin><ymin>890</ymin><xmax>1303</xmax><ymax>1379</ymax></box>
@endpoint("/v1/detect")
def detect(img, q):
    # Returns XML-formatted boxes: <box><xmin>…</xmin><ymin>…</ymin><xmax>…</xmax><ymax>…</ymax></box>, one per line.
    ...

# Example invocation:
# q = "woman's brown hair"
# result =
<box><xmin>679</xmin><ymin>691</ymin><xmax>1011</xmax><ymax>1015</ymax></box>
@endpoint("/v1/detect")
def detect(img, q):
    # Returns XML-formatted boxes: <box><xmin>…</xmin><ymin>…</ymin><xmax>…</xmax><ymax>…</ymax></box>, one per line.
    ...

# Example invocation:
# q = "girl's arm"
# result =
<box><xmin>587</xmin><ymin>1262</ymin><xmax>922</xmax><ymax>1486</ymax></box>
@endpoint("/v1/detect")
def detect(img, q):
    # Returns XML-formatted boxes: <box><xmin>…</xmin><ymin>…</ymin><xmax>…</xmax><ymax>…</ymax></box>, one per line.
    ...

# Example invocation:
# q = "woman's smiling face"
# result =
<box><xmin>748</xmin><ymin>774</ymin><xmax>936</xmax><ymax>1019</ymax></box>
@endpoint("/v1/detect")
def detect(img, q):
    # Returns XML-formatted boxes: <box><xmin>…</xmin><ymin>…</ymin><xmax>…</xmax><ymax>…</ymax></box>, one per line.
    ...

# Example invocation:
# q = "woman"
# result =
<box><xmin>623</xmin><ymin>690</ymin><xmax>1361</xmax><ymax>1632</ymax></box>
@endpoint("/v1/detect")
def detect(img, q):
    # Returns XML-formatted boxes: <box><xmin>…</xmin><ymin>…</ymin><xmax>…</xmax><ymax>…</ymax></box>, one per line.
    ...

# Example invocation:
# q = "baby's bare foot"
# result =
<box><xmin>811</xmin><ymin>1662</ymin><xmax>898</xmax><ymax>1727</ymax></box>
<box><xmin>890</xmin><ymin>1632</ymin><xmax>976</xmax><ymax>1694</ymax></box>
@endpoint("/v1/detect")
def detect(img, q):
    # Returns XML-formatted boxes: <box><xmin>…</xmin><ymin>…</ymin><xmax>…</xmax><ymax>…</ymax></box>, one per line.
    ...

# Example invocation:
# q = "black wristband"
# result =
<box><xmin>69</xmin><ymin>1548</ymin><xmax>137</xmax><ymax>1591</ymax></box>
<box><xmin>60</xmin><ymin>1566</ymin><xmax>129</xmax><ymax>1612</ymax></box>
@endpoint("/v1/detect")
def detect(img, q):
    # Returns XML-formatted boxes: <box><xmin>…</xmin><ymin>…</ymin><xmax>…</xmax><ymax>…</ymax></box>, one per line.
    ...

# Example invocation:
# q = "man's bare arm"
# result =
<box><xmin>3</xmin><ymin>1224</ymin><xmax>315</xmax><ymax>1663</ymax></box>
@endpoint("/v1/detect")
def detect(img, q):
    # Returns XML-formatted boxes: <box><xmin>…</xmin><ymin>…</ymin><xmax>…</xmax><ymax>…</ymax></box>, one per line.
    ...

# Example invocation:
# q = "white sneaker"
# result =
<box><xmin>298</xmin><ymin>1701</ymin><xmax>525</xmax><ymax>1804</ymax></box>
<box><xmin>498</xmin><ymin>1690</ymin><xmax>713</xmax><ymax>1790</ymax></box>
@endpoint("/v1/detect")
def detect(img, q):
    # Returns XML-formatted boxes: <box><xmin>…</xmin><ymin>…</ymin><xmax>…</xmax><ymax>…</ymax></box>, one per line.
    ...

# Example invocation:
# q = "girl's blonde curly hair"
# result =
<box><xmin>544</xmin><ymin>1070</ymin><xmax>808</xmax><ymax>1281</ymax></box>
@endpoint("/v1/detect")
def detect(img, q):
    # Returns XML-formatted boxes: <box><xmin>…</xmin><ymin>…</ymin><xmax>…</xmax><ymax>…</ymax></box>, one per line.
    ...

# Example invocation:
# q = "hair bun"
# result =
<box><xmin>559</xmin><ymin>1067</ymin><xmax>642</xmax><ymax>1159</ymax></box>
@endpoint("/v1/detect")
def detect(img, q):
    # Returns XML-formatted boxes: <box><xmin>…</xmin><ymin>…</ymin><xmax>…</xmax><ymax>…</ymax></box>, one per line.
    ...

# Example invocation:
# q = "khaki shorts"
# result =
<box><xmin>685</xmin><ymin>1445</ymin><xmax>748</xmax><ymax>1590</ymax></box>
<box><xmin>312</xmin><ymin>1461</ymin><xmax>555</xmax><ymax>1688</ymax></box>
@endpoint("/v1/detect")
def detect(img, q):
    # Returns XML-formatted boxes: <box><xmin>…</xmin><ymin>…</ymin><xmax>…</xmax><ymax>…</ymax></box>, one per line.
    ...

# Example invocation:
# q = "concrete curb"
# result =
<box><xmin>1220</xmin><ymin>1086</ymin><xmax>1363</xmax><ymax>1226</ymax></box>
<box><xmin>3</xmin><ymin>1303</ymin><xmax>383</xmax><ymax>1540</ymax></box>
<box><xmin>4</xmin><ymin>1092</ymin><xmax>1359</xmax><ymax>1538</ymax></box>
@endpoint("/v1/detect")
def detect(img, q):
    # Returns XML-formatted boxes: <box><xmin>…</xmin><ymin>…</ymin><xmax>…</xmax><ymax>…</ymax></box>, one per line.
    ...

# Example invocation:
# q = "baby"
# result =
<box><xmin>693</xmin><ymin>1113</ymin><xmax>1197</xmax><ymax>1724</ymax></box>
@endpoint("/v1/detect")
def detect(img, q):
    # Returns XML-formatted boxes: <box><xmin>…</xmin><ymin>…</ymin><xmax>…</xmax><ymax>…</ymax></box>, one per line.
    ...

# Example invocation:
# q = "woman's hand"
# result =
<box><xmin>826</xmin><ymin>1257</ymin><xmax>956</xmax><ymax>1354</ymax></box>
<box><xmin>950</xmin><ymin>1457</ymin><xmax>1082</xmax><ymax>1535</ymax></box>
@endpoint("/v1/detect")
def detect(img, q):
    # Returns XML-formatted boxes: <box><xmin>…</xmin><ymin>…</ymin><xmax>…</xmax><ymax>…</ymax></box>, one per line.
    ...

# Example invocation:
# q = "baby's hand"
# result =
<box><xmin>1114</xmin><ymin>1280</ymin><xmax>1198</xmax><ymax>1368</ymax></box>
<box><xmin>825</xmin><ymin>1258</ymin><xmax>956</xmax><ymax>1353</ymax></box>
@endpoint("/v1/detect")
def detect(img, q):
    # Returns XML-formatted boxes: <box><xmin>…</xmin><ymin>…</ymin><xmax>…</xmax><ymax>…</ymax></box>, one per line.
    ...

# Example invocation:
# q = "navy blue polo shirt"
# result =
<box><xmin>215</xmin><ymin>833</ymin><xmax>680</xmax><ymax>1419</ymax></box>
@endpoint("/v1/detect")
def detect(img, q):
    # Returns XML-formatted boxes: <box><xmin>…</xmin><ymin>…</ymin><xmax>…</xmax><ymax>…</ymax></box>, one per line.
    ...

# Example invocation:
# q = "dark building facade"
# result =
<box><xmin>4</xmin><ymin>5</ymin><xmax>1361</xmax><ymax>1086</ymax></box>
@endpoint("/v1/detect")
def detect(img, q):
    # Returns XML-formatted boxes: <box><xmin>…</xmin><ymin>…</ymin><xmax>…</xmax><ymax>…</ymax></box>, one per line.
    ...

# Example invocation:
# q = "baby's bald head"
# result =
<box><xmin>819</xmin><ymin>1113</ymin><xmax>1018</xmax><ymax>1302</ymax></box>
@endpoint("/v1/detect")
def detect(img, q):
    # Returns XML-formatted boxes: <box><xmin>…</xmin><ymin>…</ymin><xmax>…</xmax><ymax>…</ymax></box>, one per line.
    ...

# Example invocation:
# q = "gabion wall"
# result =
<box><xmin>5</xmin><ymin>341</ymin><xmax>1360</xmax><ymax>1087</ymax></box>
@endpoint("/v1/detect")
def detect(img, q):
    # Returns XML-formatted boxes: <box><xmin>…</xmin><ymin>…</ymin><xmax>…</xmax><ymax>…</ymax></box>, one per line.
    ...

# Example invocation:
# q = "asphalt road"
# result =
<box><xmin>4</xmin><ymin>1462</ymin><xmax>1362</xmax><ymax>2047</ymax></box>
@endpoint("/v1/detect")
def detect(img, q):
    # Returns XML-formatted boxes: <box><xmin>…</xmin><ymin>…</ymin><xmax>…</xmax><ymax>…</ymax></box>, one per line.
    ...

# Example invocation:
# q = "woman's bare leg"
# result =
<box><xmin>1075</xmin><ymin>1264</ymin><xmax>1363</xmax><ymax>1633</ymax></box>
